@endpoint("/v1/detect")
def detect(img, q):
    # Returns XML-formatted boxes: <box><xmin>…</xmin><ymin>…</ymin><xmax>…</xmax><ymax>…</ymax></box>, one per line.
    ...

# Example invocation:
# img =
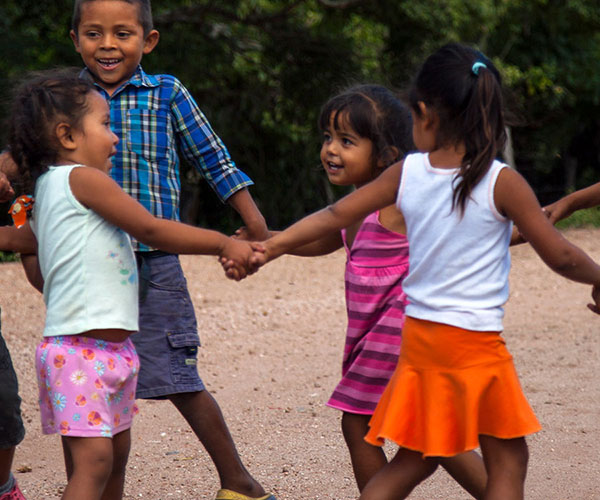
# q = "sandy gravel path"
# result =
<box><xmin>1</xmin><ymin>229</ymin><xmax>598</xmax><ymax>499</ymax></box>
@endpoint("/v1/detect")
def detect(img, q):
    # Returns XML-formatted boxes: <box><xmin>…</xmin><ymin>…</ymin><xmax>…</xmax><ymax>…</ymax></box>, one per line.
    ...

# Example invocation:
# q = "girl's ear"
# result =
<box><xmin>418</xmin><ymin>101</ymin><xmax>438</xmax><ymax>131</ymax></box>
<box><xmin>377</xmin><ymin>145</ymin><xmax>400</xmax><ymax>168</ymax></box>
<box><xmin>56</xmin><ymin>123</ymin><xmax>77</xmax><ymax>151</ymax></box>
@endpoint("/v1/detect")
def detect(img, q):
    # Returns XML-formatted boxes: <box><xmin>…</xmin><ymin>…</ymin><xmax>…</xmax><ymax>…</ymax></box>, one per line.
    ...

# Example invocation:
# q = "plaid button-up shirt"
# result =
<box><xmin>84</xmin><ymin>66</ymin><xmax>253</xmax><ymax>251</ymax></box>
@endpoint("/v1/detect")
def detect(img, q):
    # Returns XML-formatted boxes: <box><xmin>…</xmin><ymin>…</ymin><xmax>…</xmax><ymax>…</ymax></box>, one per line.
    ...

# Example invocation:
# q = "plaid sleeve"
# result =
<box><xmin>170</xmin><ymin>80</ymin><xmax>253</xmax><ymax>202</ymax></box>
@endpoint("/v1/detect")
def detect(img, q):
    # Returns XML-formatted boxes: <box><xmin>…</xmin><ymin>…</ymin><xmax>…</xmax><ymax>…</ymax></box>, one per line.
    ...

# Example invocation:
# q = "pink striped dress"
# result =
<box><xmin>327</xmin><ymin>211</ymin><xmax>409</xmax><ymax>415</ymax></box>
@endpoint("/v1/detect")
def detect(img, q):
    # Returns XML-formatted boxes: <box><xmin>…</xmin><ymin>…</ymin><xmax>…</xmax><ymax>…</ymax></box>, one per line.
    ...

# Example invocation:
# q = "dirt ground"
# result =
<box><xmin>1</xmin><ymin>228</ymin><xmax>599</xmax><ymax>500</ymax></box>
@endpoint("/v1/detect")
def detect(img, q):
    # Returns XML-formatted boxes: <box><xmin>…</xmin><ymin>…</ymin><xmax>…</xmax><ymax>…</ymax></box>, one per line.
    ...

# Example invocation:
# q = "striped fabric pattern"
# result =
<box><xmin>82</xmin><ymin>66</ymin><xmax>253</xmax><ymax>251</ymax></box>
<box><xmin>327</xmin><ymin>211</ymin><xmax>409</xmax><ymax>415</ymax></box>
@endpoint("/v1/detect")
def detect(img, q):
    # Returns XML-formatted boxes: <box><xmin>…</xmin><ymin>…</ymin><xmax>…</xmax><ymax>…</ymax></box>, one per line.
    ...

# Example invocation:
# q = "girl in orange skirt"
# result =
<box><xmin>246</xmin><ymin>43</ymin><xmax>600</xmax><ymax>500</ymax></box>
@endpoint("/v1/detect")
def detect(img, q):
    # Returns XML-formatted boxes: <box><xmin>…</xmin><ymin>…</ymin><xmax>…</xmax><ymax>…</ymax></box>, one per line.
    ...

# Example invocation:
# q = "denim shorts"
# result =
<box><xmin>0</xmin><ymin>312</ymin><xmax>25</xmax><ymax>448</ymax></box>
<box><xmin>134</xmin><ymin>252</ymin><xmax>205</xmax><ymax>399</ymax></box>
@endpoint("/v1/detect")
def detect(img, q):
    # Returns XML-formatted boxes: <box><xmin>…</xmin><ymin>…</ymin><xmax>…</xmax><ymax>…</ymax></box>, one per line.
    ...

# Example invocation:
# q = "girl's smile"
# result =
<box><xmin>320</xmin><ymin>112</ymin><xmax>376</xmax><ymax>188</ymax></box>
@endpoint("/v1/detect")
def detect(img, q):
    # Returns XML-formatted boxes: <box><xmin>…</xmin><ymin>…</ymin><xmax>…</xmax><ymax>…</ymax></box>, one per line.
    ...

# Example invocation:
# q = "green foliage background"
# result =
<box><xmin>1</xmin><ymin>0</ymin><xmax>599</xmax><ymax>233</ymax></box>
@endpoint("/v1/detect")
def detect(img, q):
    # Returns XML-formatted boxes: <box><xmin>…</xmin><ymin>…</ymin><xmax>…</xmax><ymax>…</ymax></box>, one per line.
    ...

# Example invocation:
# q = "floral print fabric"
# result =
<box><xmin>36</xmin><ymin>335</ymin><xmax>139</xmax><ymax>437</ymax></box>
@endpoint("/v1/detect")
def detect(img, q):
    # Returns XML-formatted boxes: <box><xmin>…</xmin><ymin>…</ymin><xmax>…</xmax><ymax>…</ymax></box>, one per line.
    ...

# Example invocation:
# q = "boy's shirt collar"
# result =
<box><xmin>79</xmin><ymin>65</ymin><xmax>159</xmax><ymax>98</ymax></box>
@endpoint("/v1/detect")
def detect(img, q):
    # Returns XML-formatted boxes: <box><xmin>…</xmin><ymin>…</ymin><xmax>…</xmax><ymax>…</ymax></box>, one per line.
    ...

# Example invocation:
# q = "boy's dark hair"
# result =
<box><xmin>409</xmin><ymin>42</ymin><xmax>506</xmax><ymax>214</ymax></box>
<box><xmin>72</xmin><ymin>0</ymin><xmax>154</xmax><ymax>36</ymax></box>
<box><xmin>8</xmin><ymin>69</ymin><xmax>96</xmax><ymax>195</ymax></box>
<box><xmin>319</xmin><ymin>84</ymin><xmax>414</xmax><ymax>170</ymax></box>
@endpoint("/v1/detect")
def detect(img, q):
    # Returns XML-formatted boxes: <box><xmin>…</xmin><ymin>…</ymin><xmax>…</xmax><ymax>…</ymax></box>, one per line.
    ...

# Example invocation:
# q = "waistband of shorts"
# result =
<box><xmin>41</xmin><ymin>335</ymin><xmax>134</xmax><ymax>349</ymax></box>
<box><xmin>135</xmin><ymin>250</ymin><xmax>176</xmax><ymax>259</ymax></box>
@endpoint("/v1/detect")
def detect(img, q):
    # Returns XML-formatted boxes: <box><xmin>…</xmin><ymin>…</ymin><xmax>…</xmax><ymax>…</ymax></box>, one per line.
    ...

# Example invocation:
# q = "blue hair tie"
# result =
<box><xmin>472</xmin><ymin>61</ymin><xmax>487</xmax><ymax>75</ymax></box>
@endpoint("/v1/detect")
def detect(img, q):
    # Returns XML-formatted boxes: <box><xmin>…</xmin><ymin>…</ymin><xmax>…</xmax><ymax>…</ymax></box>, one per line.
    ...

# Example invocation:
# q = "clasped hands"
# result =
<box><xmin>218</xmin><ymin>226</ymin><xmax>270</xmax><ymax>281</ymax></box>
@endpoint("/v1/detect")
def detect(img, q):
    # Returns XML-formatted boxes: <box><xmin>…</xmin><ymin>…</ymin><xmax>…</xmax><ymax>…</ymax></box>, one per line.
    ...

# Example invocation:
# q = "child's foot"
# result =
<box><xmin>0</xmin><ymin>480</ymin><xmax>26</xmax><ymax>500</ymax></box>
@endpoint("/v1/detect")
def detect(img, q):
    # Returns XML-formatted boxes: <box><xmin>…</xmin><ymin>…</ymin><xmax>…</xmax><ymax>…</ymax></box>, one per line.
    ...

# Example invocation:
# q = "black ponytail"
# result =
<box><xmin>409</xmin><ymin>43</ymin><xmax>506</xmax><ymax>214</ymax></box>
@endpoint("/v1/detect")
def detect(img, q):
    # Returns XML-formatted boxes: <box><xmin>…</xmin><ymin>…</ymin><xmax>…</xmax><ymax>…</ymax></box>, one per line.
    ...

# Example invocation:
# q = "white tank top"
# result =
<box><xmin>397</xmin><ymin>153</ymin><xmax>512</xmax><ymax>331</ymax></box>
<box><xmin>31</xmin><ymin>165</ymin><xmax>139</xmax><ymax>337</ymax></box>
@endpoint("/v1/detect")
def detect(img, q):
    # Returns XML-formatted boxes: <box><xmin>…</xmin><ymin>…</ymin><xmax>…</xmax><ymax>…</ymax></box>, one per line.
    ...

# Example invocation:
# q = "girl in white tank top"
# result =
<box><xmin>246</xmin><ymin>43</ymin><xmax>600</xmax><ymax>500</ymax></box>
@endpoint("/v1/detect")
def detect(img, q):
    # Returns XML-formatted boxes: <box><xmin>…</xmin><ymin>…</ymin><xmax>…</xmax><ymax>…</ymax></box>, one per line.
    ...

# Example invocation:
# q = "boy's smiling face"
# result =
<box><xmin>71</xmin><ymin>0</ymin><xmax>159</xmax><ymax>95</ymax></box>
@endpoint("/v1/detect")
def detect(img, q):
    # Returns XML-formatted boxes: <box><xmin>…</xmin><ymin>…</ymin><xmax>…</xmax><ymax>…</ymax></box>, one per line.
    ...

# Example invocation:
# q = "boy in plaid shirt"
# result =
<box><xmin>69</xmin><ymin>1</ymin><xmax>274</xmax><ymax>499</ymax></box>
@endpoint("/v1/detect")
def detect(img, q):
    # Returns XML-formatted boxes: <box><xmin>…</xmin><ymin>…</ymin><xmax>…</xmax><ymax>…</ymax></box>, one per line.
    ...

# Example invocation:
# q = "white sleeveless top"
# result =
<box><xmin>397</xmin><ymin>153</ymin><xmax>512</xmax><ymax>331</ymax></box>
<box><xmin>31</xmin><ymin>165</ymin><xmax>138</xmax><ymax>337</ymax></box>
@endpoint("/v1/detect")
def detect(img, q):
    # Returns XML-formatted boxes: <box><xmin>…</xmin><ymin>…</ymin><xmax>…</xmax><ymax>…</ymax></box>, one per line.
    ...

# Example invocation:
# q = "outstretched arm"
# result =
<box><xmin>496</xmin><ymin>169</ymin><xmax>600</xmax><ymax>310</ymax></box>
<box><xmin>544</xmin><ymin>182</ymin><xmax>600</xmax><ymax>224</ymax></box>
<box><xmin>69</xmin><ymin>167</ymin><xmax>255</xmax><ymax>279</ymax></box>
<box><xmin>256</xmin><ymin>161</ymin><xmax>402</xmax><ymax>264</ymax></box>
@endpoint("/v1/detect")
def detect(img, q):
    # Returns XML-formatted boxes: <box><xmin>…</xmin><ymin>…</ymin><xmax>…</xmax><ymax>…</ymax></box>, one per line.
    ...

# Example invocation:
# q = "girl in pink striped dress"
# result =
<box><xmin>281</xmin><ymin>85</ymin><xmax>486</xmax><ymax>496</ymax></box>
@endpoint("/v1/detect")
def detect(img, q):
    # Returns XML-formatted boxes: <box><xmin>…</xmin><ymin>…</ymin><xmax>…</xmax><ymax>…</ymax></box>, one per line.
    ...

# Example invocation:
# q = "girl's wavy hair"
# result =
<box><xmin>409</xmin><ymin>43</ymin><xmax>506</xmax><ymax>214</ymax></box>
<box><xmin>8</xmin><ymin>69</ymin><xmax>96</xmax><ymax>195</ymax></box>
<box><xmin>319</xmin><ymin>84</ymin><xmax>414</xmax><ymax>171</ymax></box>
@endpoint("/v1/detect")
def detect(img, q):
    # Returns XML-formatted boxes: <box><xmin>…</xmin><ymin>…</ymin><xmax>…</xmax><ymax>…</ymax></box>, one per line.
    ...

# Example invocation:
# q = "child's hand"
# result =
<box><xmin>220</xmin><ymin>241</ymin><xmax>266</xmax><ymax>280</ymax></box>
<box><xmin>220</xmin><ymin>237</ymin><xmax>268</xmax><ymax>280</ymax></box>
<box><xmin>0</xmin><ymin>172</ymin><xmax>14</xmax><ymax>203</ymax></box>
<box><xmin>543</xmin><ymin>199</ymin><xmax>571</xmax><ymax>225</ymax></box>
<box><xmin>250</xmin><ymin>241</ymin><xmax>268</xmax><ymax>268</ymax></box>
<box><xmin>587</xmin><ymin>284</ymin><xmax>600</xmax><ymax>315</ymax></box>
<box><xmin>219</xmin><ymin>237</ymin><xmax>254</xmax><ymax>280</ymax></box>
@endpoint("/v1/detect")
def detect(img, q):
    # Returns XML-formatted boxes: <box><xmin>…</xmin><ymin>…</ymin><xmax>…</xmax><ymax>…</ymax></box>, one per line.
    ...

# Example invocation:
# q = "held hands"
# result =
<box><xmin>219</xmin><ymin>237</ymin><xmax>262</xmax><ymax>281</ymax></box>
<box><xmin>220</xmin><ymin>240</ymin><xmax>269</xmax><ymax>280</ymax></box>
<box><xmin>220</xmin><ymin>225</ymin><xmax>272</xmax><ymax>280</ymax></box>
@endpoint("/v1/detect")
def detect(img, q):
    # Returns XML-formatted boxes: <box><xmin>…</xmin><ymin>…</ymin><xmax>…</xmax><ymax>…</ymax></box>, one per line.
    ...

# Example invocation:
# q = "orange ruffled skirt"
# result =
<box><xmin>365</xmin><ymin>317</ymin><xmax>541</xmax><ymax>457</ymax></box>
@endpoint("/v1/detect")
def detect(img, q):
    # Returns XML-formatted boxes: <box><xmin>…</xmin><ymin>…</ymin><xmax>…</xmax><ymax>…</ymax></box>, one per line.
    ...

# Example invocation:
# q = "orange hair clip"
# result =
<box><xmin>8</xmin><ymin>194</ymin><xmax>34</xmax><ymax>228</ymax></box>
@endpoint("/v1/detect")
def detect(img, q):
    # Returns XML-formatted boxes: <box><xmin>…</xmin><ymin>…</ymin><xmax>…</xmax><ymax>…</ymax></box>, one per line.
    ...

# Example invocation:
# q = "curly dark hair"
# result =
<box><xmin>8</xmin><ymin>68</ymin><xmax>96</xmax><ymax>195</ymax></box>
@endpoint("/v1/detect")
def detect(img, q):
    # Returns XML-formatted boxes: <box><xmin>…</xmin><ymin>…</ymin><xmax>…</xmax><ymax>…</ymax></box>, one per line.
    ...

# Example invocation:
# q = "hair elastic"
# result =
<box><xmin>471</xmin><ymin>61</ymin><xmax>487</xmax><ymax>75</ymax></box>
<box><xmin>9</xmin><ymin>194</ymin><xmax>34</xmax><ymax>228</ymax></box>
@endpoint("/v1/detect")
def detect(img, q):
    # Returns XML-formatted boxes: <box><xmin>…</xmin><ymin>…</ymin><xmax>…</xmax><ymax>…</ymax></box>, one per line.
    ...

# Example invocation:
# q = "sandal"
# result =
<box><xmin>215</xmin><ymin>489</ymin><xmax>276</xmax><ymax>500</ymax></box>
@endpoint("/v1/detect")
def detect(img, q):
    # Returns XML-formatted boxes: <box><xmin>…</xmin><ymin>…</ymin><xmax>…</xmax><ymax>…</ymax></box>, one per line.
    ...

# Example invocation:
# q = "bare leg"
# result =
<box><xmin>341</xmin><ymin>412</ymin><xmax>387</xmax><ymax>491</ymax></box>
<box><xmin>479</xmin><ymin>435</ymin><xmax>529</xmax><ymax>500</ymax></box>
<box><xmin>359</xmin><ymin>447</ymin><xmax>438</xmax><ymax>500</ymax></box>
<box><xmin>61</xmin><ymin>436</ymin><xmax>113</xmax><ymax>500</ymax></box>
<box><xmin>0</xmin><ymin>447</ymin><xmax>15</xmax><ymax>485</ymax></box>
<box><xmin>440</xmin><ymin>450</ymin><xmax>487</xmax><ymax>499</ymax></box>
<box><xmin>169</xmin><ymin>390</ymin><xmax>266</xmax><ymax>497</ymax></box>
<box><xmin>100</xmin><ymin>429</ymin><xmax>131</xmax><ymax>500</ymax></box>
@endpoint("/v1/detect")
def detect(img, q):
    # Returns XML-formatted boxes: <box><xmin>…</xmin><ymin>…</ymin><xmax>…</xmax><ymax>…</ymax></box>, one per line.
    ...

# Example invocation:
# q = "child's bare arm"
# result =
<box><xmin>0</xmin><ymin>223</ymin><xmax>38</xmax><ymax>254</ymax></box>
<box><xmin>509</xmin><ymin>226</ymin><xmax>526</xmax><ymax>246</ymax></box>
<box><xmin>70</xmin><ymin>167</ymin><xmax>255</xmax><ymax>278</ymax></box>
<box><xmin>257</xmin><ymin>161</ymin><xmax>402</xmax><ymax>264</ymax></box>
<box><xmin>544</xmin><ymin>182</ymin><xmax>600</xmax><ymax>224</ymax></box>
<box><xmin>496</xmin><ymin>168</ymin><xmax>600</xmax><ymax>287</ymax></box>
<box><xmin>227</xmin><ymin>188</ymin><xmax>269</xmax><ymax>241</ymax></box>
<box><xmin>21</xmin><ymin>254</ymin><xmax>43</xmax><ymax>293</ymax></box>
<box><xmin>234</xmin><ymin>227</ymin><xmax>342</xmax><ymax>255</ymax></box>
